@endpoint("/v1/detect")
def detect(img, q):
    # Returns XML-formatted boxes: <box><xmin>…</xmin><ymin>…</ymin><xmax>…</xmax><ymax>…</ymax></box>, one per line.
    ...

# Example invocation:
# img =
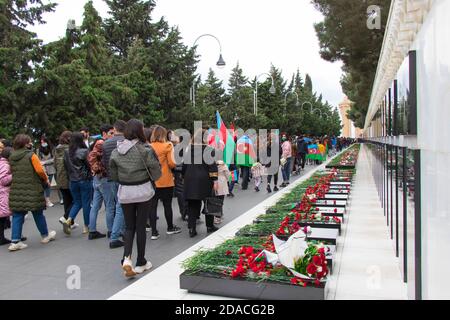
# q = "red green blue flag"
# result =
<box><xmin>216</xmin><ymin>111</ymin><xmax>235</xmax><ymax>165</ymax></box>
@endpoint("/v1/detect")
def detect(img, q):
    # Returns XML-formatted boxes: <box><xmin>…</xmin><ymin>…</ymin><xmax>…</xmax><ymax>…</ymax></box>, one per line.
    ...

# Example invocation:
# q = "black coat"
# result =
<box><xmin>182</xmin><ymin>144</ymin><xmax>218</xmax><ymax>200</ymax></box>
<box><xmin>296</xmin><ymin>138</ymin><xmax>308</xmax><ymax>155</ymax></box>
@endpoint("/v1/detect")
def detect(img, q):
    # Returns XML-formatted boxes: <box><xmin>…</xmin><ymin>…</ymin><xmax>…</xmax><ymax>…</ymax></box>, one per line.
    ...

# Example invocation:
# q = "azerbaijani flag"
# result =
<box><xmin>207</xmin><ymin>128</ymin><xmax>218</xmax><ymax>149</ymax></box>
<box><xmin>236</xmin><ymin>135</ymin><xmax>256</xmax><ymax>166</ymax></box>
<box><xmin>216</xmin><ymin>111</ymin><xmax>235</xmax><ymax>165</ymax></box>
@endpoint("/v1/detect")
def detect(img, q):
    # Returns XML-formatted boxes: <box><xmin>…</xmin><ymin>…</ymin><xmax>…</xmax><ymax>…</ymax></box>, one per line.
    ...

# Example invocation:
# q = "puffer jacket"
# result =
<box><xmin>54</xmin><ymin>144</ymin><xmax>70</xmax><ymax>189</ymax></box>
<box><xmin>0</xmin><ymin>157</ymin><xmax>12</xmax><ymax>218</ymax></box>
<box><xmin>109</xmin><ymin>139</ymin><xmax>161</xmax><ymax>186</ymax></box>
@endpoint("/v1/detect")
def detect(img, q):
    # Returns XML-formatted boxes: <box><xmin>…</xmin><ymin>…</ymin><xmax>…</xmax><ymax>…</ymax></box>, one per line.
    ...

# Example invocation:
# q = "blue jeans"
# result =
<box><xmin>103</xmin><ymin>181</ymin><xmax>124</xmax><ymax>241</ymax></box>
<box><xmin>282</xmin><ymin>157</ymin><xmax>292</xmax><ymax>183</ymax></box>
<box><xmin>69</xmin><ymin>180</ymin><xmax>93</xmax><ymax>226</ymax></box>
<box><xmin>88</xmin><ymin>176</ymin><xmax>108</xmax><ymax>232</ymax></box>
<box><xmin>11</xmin><ymin>210</ymin><xmax>49</xmax><ymax>243</ymax></box>
<box><xmin>44</xmin><ymin>174</ymin><xmax>54</xmax><ymax>198</ymax></box>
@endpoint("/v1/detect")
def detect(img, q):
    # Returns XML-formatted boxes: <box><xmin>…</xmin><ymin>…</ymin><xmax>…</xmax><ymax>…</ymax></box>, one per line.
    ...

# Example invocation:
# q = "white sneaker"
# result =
<box><xmin>47</xmin><ymin>201</ymin><xmax>54</xmax><ymax>208</ymax></box>
<box><xmin>8</xmin><ymin>242</ymin><xmax>28</xmax><ymax>252</ymax></box>
<box><xmin>59</xmin><ymin>216</ymin><xmax>67</xmax><ymax>224</ymax></box>
<box><xmin>41</xmin><ymin>230</ymin><xmax>56</xmax><ymax>244</ymax></box>
<box><xmin>122</xmin><ymin>256</ymin><xmax>137</xmax><ymax>278</ymax></box>
<box><xmin>134</xmin><ymin>261</ymin><xmax>152</xmax><ymax>274</ymax></box>
<box><xmin>70</xmin><ymin>223</ymin><xmax>79</xmax><ymax>230</ymax></box>
<box><xmin>60</xmin><ymin>199</ymin><xmax>64</xmax><ymax>205</ymax></box>
<box><xmin>82</xmin><ymin>226</ymin><xmax>89</xmax><ymax>234</ymax></box>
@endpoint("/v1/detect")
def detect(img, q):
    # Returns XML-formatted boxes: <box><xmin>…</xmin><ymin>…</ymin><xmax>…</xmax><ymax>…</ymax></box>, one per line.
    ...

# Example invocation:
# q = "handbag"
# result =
<box><xmin>203</xmin><ymin>192</ymin><xmax>224</xmax><ymax>217</ymax></box>
<box><xmin>117</xmin><ymin>145</ymin><xmax>155</xmax><ymax>204</ymax></box>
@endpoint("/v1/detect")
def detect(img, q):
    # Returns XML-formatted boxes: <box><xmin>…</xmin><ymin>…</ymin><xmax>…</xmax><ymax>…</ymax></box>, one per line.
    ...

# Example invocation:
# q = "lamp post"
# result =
<box><xmin>190</xmin><ymin>34</ymin><xmax>226</xmax><ymax>107</ymax></box>
<box><xmin>253</xmin><ymin>73</ymin><xmax>276</xmax><ymax>116</ymax></box>
<box><xmin>284</xmin><ymin>91</ymin><xmax>299</xmax><ymax>116</ymax></box>
<box><xmin>301</xmin><ymin>101</ymin><xmax>313</xmax><ymax>113</ymax></box>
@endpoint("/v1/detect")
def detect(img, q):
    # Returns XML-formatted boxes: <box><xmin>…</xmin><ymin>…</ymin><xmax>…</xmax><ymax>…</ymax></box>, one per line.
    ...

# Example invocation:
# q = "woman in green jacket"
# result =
<box><xmin>8</xmin><ymin>134</ymin><xmax>56</xmax><ymax>252</ymax></box>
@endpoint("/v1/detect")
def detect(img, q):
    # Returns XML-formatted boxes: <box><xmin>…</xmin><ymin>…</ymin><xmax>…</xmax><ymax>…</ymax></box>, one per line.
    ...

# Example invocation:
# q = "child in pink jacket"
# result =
<box><xmin>0</xmin><ymin>147</ymin><xmax>13</xmax><ymax>245</ymax></box>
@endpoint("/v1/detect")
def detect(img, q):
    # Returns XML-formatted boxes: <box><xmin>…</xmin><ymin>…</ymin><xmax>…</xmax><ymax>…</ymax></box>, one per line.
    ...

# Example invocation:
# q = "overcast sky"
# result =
<box><xmin>30</xmin><ymin>0</ymin><xmax>344</xmax><ymax>109</ymax></box>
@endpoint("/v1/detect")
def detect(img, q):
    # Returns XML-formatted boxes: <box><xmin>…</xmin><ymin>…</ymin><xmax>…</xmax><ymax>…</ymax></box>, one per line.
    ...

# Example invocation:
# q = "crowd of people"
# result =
<box><xmin>0</xmin><ymin>121</ymin><xmax>354</xmax><ymax>278</ymax></box>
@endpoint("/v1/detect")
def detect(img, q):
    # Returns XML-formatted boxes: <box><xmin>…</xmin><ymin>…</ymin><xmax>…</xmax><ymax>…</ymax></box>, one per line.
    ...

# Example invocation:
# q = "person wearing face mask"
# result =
<box><xmin>8</xmin><ymin>134</ymin><xmax>56</xmax><ymax>251</ymax></box>
<box><xmin>280</xmin><ymin>134</ymin><xmax>292</xmax><ymax>187</ymax></box>
<box><xmin>38</xmin><ymin>136</ymin><xmax>56</xmax><ymax>208</ymax></box>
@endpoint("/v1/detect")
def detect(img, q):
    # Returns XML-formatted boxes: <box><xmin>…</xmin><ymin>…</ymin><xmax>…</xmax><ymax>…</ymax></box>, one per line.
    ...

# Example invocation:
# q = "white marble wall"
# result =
<box><xmin>411</xmin><ymin>0</ymin><xmax>450</xmax><ymax>300</ymax></box>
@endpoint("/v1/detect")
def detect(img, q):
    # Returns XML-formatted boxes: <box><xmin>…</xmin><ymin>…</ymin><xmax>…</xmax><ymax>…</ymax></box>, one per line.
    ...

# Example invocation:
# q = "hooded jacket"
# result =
<box><xmin>109</xmin><ymin>139</ymin><xmax>161</xmax><ymax>186</ymax></box>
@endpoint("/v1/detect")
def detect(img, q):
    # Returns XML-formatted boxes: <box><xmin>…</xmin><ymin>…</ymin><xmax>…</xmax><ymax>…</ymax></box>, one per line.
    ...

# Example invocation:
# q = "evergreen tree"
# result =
<box><xmin>0</xmin><ymin>0</ymin><xmax>56</xmax><ymax>138</ymax></box>
<box><xmin>81</xmin><ymin>1</ymin><xmax>110</xmax><ymax>72</ymax></box>
<box><xmin>225</xmin><ymin>63</ymin><xmax>254</xmax><ymax>129</ymax></box>
<box><xmin>103</xmin><ymin>0</ymin><xmax>156</xmax><ymax>57</ymax></box>
<box><xmin>312</xmin><ymin>0</ymin><xmax>391</xmax><ymax>127</ymax></box>
<box><xmin>304</xmin><ymin>73</ymin><xmax>313</xmax><ymax>94</ymax></box>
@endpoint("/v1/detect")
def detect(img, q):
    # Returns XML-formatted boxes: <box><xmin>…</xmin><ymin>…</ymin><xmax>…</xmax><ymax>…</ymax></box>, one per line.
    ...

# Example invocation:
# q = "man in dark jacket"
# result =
<box><xmin>101</xmin><ymin>120</ymin><xmax>127</xmax><ymax>248</ymax></box>
<box><xmin>296</xmin><ymin>135</ymin><xmax>308</xmax><ymax>170</ymax></box>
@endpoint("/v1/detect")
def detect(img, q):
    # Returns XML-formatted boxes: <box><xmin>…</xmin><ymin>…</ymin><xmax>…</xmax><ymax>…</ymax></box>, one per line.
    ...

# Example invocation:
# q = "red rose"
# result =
<box><xmin>318</xmin><ymin>247</ymin><xmax>325</xmax><ymax>255</ymax></box>
<box><xmin>225</xmin><ymin>250</ymin><xmax>232</xmax><ymax>256</ymax></box>
<box><xmin>306</xmin><ymin>263</ymin><xmax>317</xmax><ymax>275</ymax></box>
<box><xmin>290</xmin><ymin>278</ymin><xmax>298</xmax><ymax>285</ymax></box>
<box><xmin>314</xmin><ymin>279</ymin><xmax>321</xmax><ymax>287</ymax></box>
<box><xmin>245</xmin><ymin>247</ymin><xmax>254</xmax><ymax>256</ymax></box>
<box><xmin>302</xmin><ymin>282</ymin><xmax>307</xmax><ymax>287</ymax></box>
<box><xmin>334</xmin><ymin>208</ymin><xmax>337</xmax><ymax>213</ymax></box>
<box><xmin>238</xmin><ymin>247</ymin><xmax>245</xmax><ymax>255</ymax></box>
<box><xmin>315</xmin><ymin>207</ymin><xmax>320</xmax><ymax>211</ymax></box>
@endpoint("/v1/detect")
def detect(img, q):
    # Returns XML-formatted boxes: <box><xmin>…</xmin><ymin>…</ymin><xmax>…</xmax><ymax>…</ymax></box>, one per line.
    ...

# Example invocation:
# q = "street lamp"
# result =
<box><xmin>312</xmin><ymin>108</ymin><xmax>322</xmax><ymax>118</ymax></box>
<box><xmin>301</xmin><ymin>101</ymin><xmax>313</xmax><ymax>113</ymax></box>
<box><xmin>253</xmin><ymin>73</ymin><xmax>276</xmax><ymax>116</ymax></box>
<box><xmin>190</xmin><ymin>34</ymin><xmax>226</xmax><ymax>107</ymax></box>
<box><xmin>284</xmin><ymin>91</ymin><xmax>299</xmax><ymax>106</ymax></box>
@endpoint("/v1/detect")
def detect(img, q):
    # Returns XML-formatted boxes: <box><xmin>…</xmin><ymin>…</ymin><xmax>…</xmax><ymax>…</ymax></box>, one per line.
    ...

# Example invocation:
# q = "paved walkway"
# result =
<box><xmin>332</xmin><ymin>144</ymin><xmax>407</xmax><ymax>299</ymax></box>
<box><xmin>110</xmin><ymin>158</ymin><xmax>336</xmax><ymax>300</ymax></box>
<box><xmin>0</xmin><ymin>165</ymin><xmax>313</xmax><ymax>300</ymax></box>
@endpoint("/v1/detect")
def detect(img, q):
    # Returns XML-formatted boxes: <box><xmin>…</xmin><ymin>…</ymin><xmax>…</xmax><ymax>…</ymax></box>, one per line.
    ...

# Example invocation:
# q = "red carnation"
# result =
<box><xmin>306</xmin><ymin>263</ymin><xmax>317</xmax><ymax>275</ymax></box>
<box><xmin>312</xmin><ymin>255</ymin><xmax>322</xmax><ymax>266</ymax></box>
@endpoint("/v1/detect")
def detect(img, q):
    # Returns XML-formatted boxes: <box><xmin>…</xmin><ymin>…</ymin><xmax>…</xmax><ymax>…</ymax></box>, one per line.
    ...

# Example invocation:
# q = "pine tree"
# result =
<box><xmin>0</xmin><ymin>0</ymin><xmax>56</xmax><ymax>138</ymax></box>
<box><xmin>104</xmin><ymin>0</ymin><xmax>156</xmax><ymax>57</ymax></box>
<box><xmin>81</xmin><ymin>1</ymin><xmax>110</xmax><ymax>72</ymax></box>
<box><xmin>304</xmin><ymin>73</ymin><xmax>313</xmax><ymax>94</ymax></box>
